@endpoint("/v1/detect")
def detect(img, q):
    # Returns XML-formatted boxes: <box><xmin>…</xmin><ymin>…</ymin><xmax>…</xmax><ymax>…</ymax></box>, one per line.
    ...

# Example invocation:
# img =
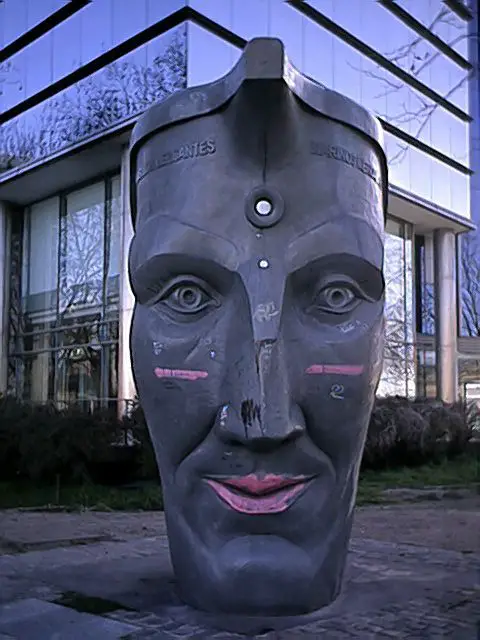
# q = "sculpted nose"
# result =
<box><xmin>215</xmin><ymin>339</ymin><xmax>306</xmax><ymax>450</ymax></box>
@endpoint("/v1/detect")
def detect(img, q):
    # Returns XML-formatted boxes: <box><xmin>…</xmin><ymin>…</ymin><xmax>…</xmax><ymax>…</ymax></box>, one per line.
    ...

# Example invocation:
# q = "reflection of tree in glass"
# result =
<box><xmin>378</xmin><ymin>234</ymin><xmax>412</xmax><ymax>395</ymax></box>
<box><xmin>0</xmin><ymin>27</ymin><xmax>186</xmax><ymax>172</ymax></box>
<box><xmin>353</xmin><ymin>8</ymin><xmax>474</xmax><ymax>165</ymax></box>
<box><xmin>59</xmin><ymin>203</ymin><xmax>104</xmax><ymax>315</ymax></box>
<box><xmin>460</xmin><ymin>233</ymin><xmax>480</xmax><ymax>337</ymax></box>
<box><xmin>0</xmin><ymin>60</ymin><xmax>23</xmax><ymax>97</ymax></box>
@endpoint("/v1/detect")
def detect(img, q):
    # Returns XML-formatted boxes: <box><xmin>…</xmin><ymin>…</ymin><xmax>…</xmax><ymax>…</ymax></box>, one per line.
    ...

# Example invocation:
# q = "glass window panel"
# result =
<box><xmin>0</xmin><ymin>0</ymin><xmax>69</xmax><ymax>48</ymax></box>
<box><xmin>113</xmin><ymin>0</ymin><xmax>148</xmax><ymax>44</ymax></box>
<box><xmin>431</xmin><ymin>160</ymin><xmax>452</xmax><ymax>218</ymax></box>
<box><xmin>59</xmin><ymin>182</ymin><xmax>105</xmax><ymax>316</ymax></box>
<box><xmin>187</xmin><ymin>23</ymin><xmax>241</xmax><ymax>86</ymax></box>
<box><xmin>25</xmin><ymin>30</ymin><xmax>53</xmax><ymax>98</ymax></box>
<box><xmin>307</xmin><ymin>0</ymin><xmax>470</xmax><ymax>108</ymax></box>
<box><xmin>449</xmin><ymin>111</ymin><xmax>469</xmax><ymax>164</ymax></box>
<box><xmin>384</xmin><ymin>130</ymin><xmax>470</xmax><ymax>219</ymax></box>
<box><xmin>378</xmin><ymin>218</ymin><xmax>415</xmax><ymax>397</ymax></box>
<box><xmin>0</xmin><ymin>25</ymin><xmax>187</xmax><ymax>176</ymax></box>
<box><xmin>0</xmin><ymin>55</ymin><xmax>26</xmax><ymax>112</ymax></box>
<box><xmin>405</xmin><ymin>233</ymin><xmax>414</xmax><ymax>345</ymax></box>
<box><xmin>416</xmin><ymin>348</ymin><xmax>436</xmax><ymax>397</ymax></box>
<box><xmin>450</xmin><ymin>166</ymin><xmax>469</xmax><ymax>217</ymax></box>
<box><xmin>303</xmin><ymin>18</ymin><xmax>334</xmax><ymax>87</ymax></box>
<box><xmin>300</xmin><ymin>1</ymin><xmax>470</xmax><ymax>164</ymax></box>
<box><xmin>23</xmin><ymin>197</ymin><xmax>60</xmax><ymax>323</ymax></box>
<box><xmin>23</xmin><ymin>346</ymin><xmax>55</xmax><ymax>404</ymax></box>
<box><xmin>188</xmin><ymin>0</ymin><xmax>233</xmax><ymax>27</ymax></box>
<box><xmin>409</xmin><ymin>139</ymin><xmax>434</xmax><ymax>203</ymax></box>
<box><xmin>2</xmin><ymin>0</ymin><xmax>185</xmax><ymax>111</ymax></box>
<box><xmin>378</xmin><ymin>341</ymin><xmax>409</xmax><ymax>397</ymax></box>
<box><xmin>0</xmin><ymin>0</ymin><xmax>27</xmax><ymax>48</ymax></box>
<box><xmin>80</xmin><ymin>0</ymin><xmax>114</xmax><ymax>62</ymax></box>
<box><xmin>13</xmin><ymin>176</ymin><xmax>121</xmax><ymax>406</ymax></box>
<box><xmin>55</xmin><ymin>317</ymin><xmax>102</xmax><ymax>405</ymax></box>
<box><xmin>332</xmin><ymin>38</ymin><xmax>362</xmax><ymax>104</ymax></box>
<box><xmin>459</xmin><ymin>232</ymin><xmax>480</xmax><ymax>337</ymax></box>
<box><xmin>231</xmin><ymin>0</ymin><xmax>269</xmax><ymax>40</ymax></box>
<box><xmin>147</xmin><ymin>0</ymin><xmax>185</xmax><ymax>23</ymax></box>
<box><xmin>384</xmin><ymin>132</ymin><xmax>411</xmax><ymax>191</ymax></box>
<box><xmin>397</xmin><ymin>0</ymin><xmax>470</xmax><ymax>58</ymax></box>
<box><xmin>417</xmin><ymin>235</ymin><xmax>435</xmax><ymax>336</ymax></box>
<box><xmin>107</xmin><ymin>175</ymin><xmax>122</xmax><ymax>307</ymax></box>
<box><xmin>52</xmin><ymin>10</ymin><xmax>82</xmax><ymax>82</ymax></box>
<box><xmin>459</xmin><ymin>360</ymin><xmax>480</xmax><ymax>422</ymax></box>
<box><xmin>269</xmin><ymin>0</ymin><xmax>305</xmax><ymax>70</ymax></box>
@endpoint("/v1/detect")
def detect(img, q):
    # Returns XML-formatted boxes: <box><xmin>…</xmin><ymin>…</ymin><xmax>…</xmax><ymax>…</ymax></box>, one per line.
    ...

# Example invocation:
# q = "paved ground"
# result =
<box><xmin>0</xmin><ymin>499</ymin><xmax>479</xmax><ymax>638</ymax></box>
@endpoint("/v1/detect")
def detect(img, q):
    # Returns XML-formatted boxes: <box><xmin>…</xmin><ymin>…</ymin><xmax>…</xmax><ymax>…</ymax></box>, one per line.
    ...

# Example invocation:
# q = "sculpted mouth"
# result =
<box><xmin>204</xmin><ymin>474</ymin><xmax>315</xmax><ymax>515</ymax></box>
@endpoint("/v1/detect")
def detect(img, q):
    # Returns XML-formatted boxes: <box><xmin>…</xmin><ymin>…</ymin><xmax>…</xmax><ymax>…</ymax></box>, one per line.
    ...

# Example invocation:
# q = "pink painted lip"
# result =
<box><xmin>205</xmin><ymin>474</ymin><xmax>314</xmax><ymax>515</ymax></box>
<box><xmin>305</xmin><ymin>364</ymin><xmax>364</xmax><ymax>376</ymax></box>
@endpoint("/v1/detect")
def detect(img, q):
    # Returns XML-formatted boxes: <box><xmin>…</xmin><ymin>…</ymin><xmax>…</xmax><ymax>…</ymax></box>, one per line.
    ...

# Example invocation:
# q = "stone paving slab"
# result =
<box><xmin>0</xmin><ymin>599</ymin><xmax>140</xmax><ymax>639</ymax></box>
<box><xmin>0</xmin><ymin>507</ymin><xmax>478</xmax><ymax>638</ymax></box>
<box><xmin>0</xmin><ymin>533</ymin><xmax>478</xmax><ymax>638</ymax></box>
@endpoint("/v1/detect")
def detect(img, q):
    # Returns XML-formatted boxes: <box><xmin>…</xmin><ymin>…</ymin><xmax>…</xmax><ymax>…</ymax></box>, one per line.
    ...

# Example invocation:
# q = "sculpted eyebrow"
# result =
<box><xmin>292</xmin><ymin>254</ymin><xmax>384</xmax><ymax>300</ymax></box>
<box><xmin>130</xmin><ymin>253</ymin><xmax>235</xmax><ymax>302</ymax></box>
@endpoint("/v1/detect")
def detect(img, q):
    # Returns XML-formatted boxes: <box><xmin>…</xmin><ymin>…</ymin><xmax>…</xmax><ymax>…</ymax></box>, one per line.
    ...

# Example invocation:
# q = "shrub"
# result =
<box><xmin>363</xmin><ymin>396</ymin><xmax>478</xmax><ymax>470</ymax></box>
<box><xmin>1</xmin><ymin>393</ymin><xmax>476</xmax><ymax>482</ymax></box>
<box><xmin>0</xmin><ymin>396</ymin><xmax>158</xmax><ymax>485</ymax></box>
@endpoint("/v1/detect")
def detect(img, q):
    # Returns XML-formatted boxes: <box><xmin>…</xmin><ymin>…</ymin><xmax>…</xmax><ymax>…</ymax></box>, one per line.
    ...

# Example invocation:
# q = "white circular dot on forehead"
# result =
<box><xmin>258</xmin><ymin>259</ymin><xmax>270</xmax><ymax>269</ymax></box>
<box><xmin>254</xmin><ymin>199</ymin><xmax>273</xmax><ymax>216</ymax></box>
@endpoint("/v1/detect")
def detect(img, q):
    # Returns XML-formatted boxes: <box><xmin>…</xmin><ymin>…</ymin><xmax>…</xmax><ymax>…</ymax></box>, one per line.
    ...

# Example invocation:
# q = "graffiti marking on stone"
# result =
<box><xmin>330</xmin><ymin>384</ymin><xmax>345</xmax><ymax>400</ymax></box>
<box><xmin>253</xmin><ymin>302</ymin><xmax>280</xmax><ymax>323</ymax></box>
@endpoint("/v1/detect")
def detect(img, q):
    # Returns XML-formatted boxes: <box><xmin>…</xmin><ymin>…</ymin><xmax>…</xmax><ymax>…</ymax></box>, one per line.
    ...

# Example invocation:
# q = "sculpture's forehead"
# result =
<box><xmin>132</xmin><ymin>104</ymin><xmax>384</xmax><ymax>271</ymax></box>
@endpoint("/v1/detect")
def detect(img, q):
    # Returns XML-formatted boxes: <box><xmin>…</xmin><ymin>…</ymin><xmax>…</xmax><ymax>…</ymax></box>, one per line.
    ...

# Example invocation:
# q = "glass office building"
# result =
<box><xmin>0</xmin><ymin>0</ymin><xmax>478</xmax><ymax>409</ymax></box>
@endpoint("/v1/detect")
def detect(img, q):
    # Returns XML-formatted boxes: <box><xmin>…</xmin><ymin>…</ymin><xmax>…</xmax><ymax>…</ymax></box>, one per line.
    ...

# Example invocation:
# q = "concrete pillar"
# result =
<box><xmin>433</xmin><ymin>229</ymin><xmax>458</xmax><ymax>403</ymax></box>
<box><xmin>0</xmin><ymin>202</ymin><xmax>11</xmax><ymax>395</ymax></box>
<box><xmin>117</xmin><ymin>146</ymin><xmax>136</xmax><ymax>417</ymax></box>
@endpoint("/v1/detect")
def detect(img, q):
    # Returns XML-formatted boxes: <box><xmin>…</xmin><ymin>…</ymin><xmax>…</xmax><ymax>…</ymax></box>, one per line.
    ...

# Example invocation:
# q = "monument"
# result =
<box><xmin>128</xmin><ymin>38</ymin><xmax>387</xmax><ymax>621</ymax></box>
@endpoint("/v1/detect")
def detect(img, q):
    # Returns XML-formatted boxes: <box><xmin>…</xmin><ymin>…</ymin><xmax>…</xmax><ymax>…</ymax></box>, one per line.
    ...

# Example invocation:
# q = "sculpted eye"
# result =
<box><xmin>310</xmin><ymin>280</ymin><xmax>363</xmax><ymax>315</ymax></box>
<box><xmin>157</xmin><ymin>277</ymin><xmax>219</xmax><ymax>315</ymax></box>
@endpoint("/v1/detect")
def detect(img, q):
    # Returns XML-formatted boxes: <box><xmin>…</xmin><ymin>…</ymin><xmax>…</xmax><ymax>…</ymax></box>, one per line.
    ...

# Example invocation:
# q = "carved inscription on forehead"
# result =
<box><xmin>137</xmin><ymin>138</ymin><xmax>216</xmax><ymax>182</ymax></box>
<box><xmin>310</xmin><ymin>141</ymin><xmax>380</xmax><ymax>185</ymax></box>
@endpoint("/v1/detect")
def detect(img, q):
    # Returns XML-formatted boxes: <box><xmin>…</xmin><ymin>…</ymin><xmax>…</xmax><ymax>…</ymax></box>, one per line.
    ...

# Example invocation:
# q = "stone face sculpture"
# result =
<box><xmin>128</xmin><ymin>38</ymin><xmax>387</xmax><ymax>618</ymax></box>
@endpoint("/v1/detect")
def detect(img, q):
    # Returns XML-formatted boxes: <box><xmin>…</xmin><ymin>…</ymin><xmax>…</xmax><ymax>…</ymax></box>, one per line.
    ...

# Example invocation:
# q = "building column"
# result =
<box><xmin>433</xmin><ymin>229</ymin><xmax>458</xmax><ymax>403</ymax></box>
<box><xmin>117</xmin><ymin>146</ymin><xmax>136</xmax><ymax>416</ymax></box>
<box><xmin>0</xmin><ymin>202</ymin><xmax>11</xmax><ymax>395</ymax></box>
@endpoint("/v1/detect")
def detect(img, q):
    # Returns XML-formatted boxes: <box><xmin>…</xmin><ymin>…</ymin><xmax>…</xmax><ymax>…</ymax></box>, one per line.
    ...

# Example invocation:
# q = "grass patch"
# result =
<box><xmin>54</xmin><ymin>591</ymin><xmax>133</xmax><ymax>615</ymax></box>
<box><xmin>0</xmin><ymin>481</ymin><xmax>162</xmax><ymax>511</ymax></box>
<box><xmin>357</xmin><ymin>454</ymin><xmax>478</xmax><ymax>504</ymax></box>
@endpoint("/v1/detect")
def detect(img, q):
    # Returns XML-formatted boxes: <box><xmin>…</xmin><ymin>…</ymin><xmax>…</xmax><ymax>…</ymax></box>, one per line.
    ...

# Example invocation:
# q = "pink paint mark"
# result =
<box><xmin>305</xmin><ymin>364</ymin><xmax>364</xmax><ymax>376</ymax></box>
<box><xmin>154</xmin><ymin>367</ymin><xmax>208</xmax><ymax>381</ymax></box>
<box><xmin>205</xmin><ymin>476</ymin><xmax>313</xmax><ymax>515</ymax></box>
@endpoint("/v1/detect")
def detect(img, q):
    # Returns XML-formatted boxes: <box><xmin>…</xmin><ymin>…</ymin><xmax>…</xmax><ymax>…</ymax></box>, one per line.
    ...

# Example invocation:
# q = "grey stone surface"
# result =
<box><xmin>0</xmin><ymin>516</ymin><xmax>478</xmax><ymax>638</ymax></box>
<box><xmin>129</xmin><ymin>35</ymin><xmax>388</xmax><ymax>617</ymax></box>
<box><xmin>0</xmin><ymin>599</ymin><xmax>140</xmax><ymax>639</ymax></box>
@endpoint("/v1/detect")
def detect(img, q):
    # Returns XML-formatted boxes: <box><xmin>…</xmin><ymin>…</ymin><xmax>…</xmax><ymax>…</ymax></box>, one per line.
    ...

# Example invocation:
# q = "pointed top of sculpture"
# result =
<box><xmin>130</xmin><ymin>37</ymin><xmax>384</xmax><ymax>151</ymax></box>
<box><xmin>129</xmin><ymin>38</ymin><xmax>387</xmax><ymax>225</ymax></box>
